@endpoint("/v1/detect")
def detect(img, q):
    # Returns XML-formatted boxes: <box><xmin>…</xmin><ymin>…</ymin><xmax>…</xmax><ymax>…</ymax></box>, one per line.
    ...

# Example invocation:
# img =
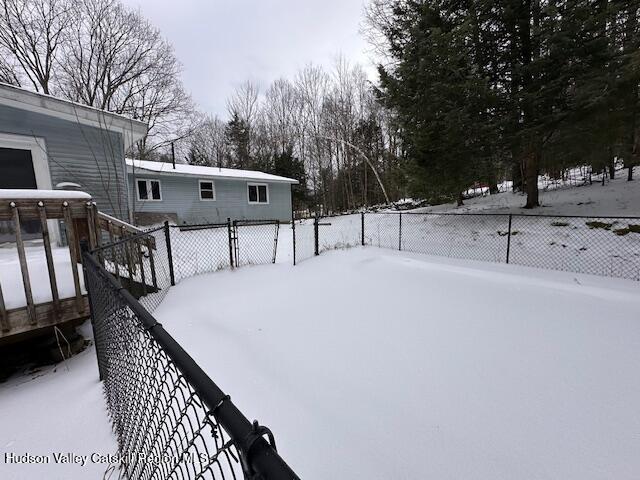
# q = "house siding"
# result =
<box><xmin>129</xmin><ymin>173</ymin><xmax>293</xmax><ymax>225</ymax></box>
<box><xmin>0</xmin><ymin>104</ymin><xmax>129</xmax><ymax>220</ymax></box>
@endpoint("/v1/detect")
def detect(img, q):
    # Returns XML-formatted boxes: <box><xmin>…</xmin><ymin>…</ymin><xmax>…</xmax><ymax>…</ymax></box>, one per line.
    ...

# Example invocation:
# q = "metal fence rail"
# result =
<box><xmin>83</xmin><ymin>218</ymin><xmax>296</xmax><ymax>479</ymax></box>
<box><xmin>295</xmin><ymin>211</ymin><xmax>640</xmax><ymax>281</ymax></box>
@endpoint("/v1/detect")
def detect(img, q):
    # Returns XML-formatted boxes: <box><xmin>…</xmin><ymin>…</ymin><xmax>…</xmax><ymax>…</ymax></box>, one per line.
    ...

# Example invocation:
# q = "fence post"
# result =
<box><xmin>314</xmin><ymin>215</ymin><xmax>319</xmax><ymax>256</ymax></box>
<box><xmin>398</xmin><ymin>212</ymin><xmax>403</xmax><ymax>251</ymax></box>
<box><xmin>292</xmin><ymin>215</ymin><xmax>297</xmax><ymax>266</ymax></box>
<box><xmin>506</xmin><ymin>214</ymin><xmax>513</xmax><ymax>264</ymax></box>
<box><xmin>361</xmin><ymin>212</ymin><xmax>365</xmax><ymax>246</ymax></box>
<box><xmin>164</xmin><ymin>221</ymin><xmax>176</xmax><ymax>286</ymax></box>
<box><xmin>227</xmin><ymin>217</ymin><xmax>235</xmax><ymax>269</ymax></box>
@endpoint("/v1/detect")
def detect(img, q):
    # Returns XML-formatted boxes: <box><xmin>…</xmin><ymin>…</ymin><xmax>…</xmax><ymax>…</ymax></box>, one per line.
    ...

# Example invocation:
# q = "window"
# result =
<box><xmin>137</xmin><ymin>179</ymin><xmax>162</xmax><ymax>201</ymax></box>
<box><xmin>199</xmin><ymin>180</ymin><xmax>216</xmax><ymax>200</ymax></box>
<box><xmin>247</xmin><ymin>183</ymin><xmax>269</xmax><ymax>204</ymax></box>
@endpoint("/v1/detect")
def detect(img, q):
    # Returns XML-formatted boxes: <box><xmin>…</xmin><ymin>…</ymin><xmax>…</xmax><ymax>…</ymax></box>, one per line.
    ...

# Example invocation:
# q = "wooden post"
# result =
<box><xmin>91</xmin><ymin>203</ymin><xmax>103</xmax><ymax>264</ymax></box>
<box><xmin>38</xmin><ymin>202</ymin><xmax>60</xmax><ymax>314</ymax></box>
<box><xmin>86</xmin><ymin>202</ymin><xmax>97</xmax><ymax>251</ymax></box>
<box><xmin>11</xmin><ymin>203</ymin><xmax>36</xmax><ymax>325</ymax></box>
<box><xmin>107</xmin><ymin>221</ymin><xmax>120</xmax><ymax>280</ymax></box>
<box><xmin>63</xmin><ymin>203</ymin><xmax>85</xmax><ymax>313</ymax></box>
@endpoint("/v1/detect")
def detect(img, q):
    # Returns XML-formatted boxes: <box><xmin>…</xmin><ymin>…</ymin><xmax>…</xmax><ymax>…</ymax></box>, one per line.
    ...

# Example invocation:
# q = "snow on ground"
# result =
<box><xmin>153</xmin><ymin>247</ymin><xmax>640</xmax><ymax>480</ymax></box>
<box><xmin>0</xmin><ymin>242</ymin><xmax>85</xmax><ymax>309</ymax></box>
<box><xmin>0</xmin><ymin>324</ymin><xmax>118</xmax><ymax>480</ymax></box>
<box><xmin>414</xmin><ymin>166</ymin><xmax>640</xmax><ymax>216</ymax></box>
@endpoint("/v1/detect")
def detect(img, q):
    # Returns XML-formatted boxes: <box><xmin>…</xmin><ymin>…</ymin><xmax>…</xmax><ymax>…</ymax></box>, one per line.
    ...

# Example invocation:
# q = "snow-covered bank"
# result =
<box><xmin>153</xmin><ymin>248</ymin><xmax>640</xmax><ymax>480</ymax></box>
<box><xmin>413</xmin><ymin>166</ymin><xmax>640</xmax><ymax>216</ymax></box>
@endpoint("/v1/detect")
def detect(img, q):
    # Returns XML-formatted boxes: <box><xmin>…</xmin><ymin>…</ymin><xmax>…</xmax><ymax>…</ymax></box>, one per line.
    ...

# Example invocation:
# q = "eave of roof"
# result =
<box><xmin>126</xmin><ymin>159</ymin><xmax>299</xmax><ymax>184</ymax></box>
<box><xmin>0</xmin><ymin>82</ymin><xmax>148</xmax><ymax>149</ymax></box>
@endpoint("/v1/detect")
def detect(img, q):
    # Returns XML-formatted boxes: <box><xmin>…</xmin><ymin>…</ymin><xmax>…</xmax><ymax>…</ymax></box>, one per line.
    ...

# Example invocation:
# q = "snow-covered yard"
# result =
<box><xmin>2</xmin><ymin>244</ymin><xmax>640</xmax><ymax>478</ymax></box>
<box><xmin>149</xmin><ymin>248</ymin><xmax>640</xmax><ymax>479</ymax></box>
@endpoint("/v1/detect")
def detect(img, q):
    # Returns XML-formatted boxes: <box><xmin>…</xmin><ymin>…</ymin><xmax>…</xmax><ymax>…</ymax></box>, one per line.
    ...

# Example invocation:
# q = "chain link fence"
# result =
<box><xmin>83</xmin><ymin>252</ymin><xmax>298</xmax><ymax>480</ymax></box>
<box><xmin>295</xmin><ymin>211</ymin><xmax>640</xmax><ymax>281</ymax></box>
<box><xmin>82</xmin><ymin>218</ymin><xmax>296</xmax><ymax>479</ymax></box>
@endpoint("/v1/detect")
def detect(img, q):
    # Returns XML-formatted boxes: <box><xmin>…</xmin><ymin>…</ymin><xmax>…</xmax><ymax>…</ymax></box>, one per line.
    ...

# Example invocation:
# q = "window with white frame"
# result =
<box><xmin>137</xmin><ymin>179</ymin><xmax>162</xmax><ymax>201</ymax></box>
<box><xmin>247</xmin><ymin>183</ymin><xmax>268</xmax><ymax>204</ymax></box>
<box><xmin>199</xmin><ymin>180</ymin><xmax>216</xmax><ymax>200</ymax></box>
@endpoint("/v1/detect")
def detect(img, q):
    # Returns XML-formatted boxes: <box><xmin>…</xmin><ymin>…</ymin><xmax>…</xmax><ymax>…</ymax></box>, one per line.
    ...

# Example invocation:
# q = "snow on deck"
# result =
<box><xmin>153</xmin><ymin>248</ymin><xmax>640</xmax><ymax>480</ymax></box>
<box><xmin>0</xmin><ymin>242</ymin><xmax>86</xmax><ymax>309</ymax></box>
<box><xmin>0</xmin><ymin>189</ymin><xmax>91</xmax><ymax>200</ymax></box>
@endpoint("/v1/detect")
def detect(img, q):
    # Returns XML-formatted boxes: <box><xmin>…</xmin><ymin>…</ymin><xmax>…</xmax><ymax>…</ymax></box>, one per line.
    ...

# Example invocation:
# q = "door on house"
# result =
<box><xmin>0</xmin><ymin>147</ymin><xmax>41</xmax><ymax>241</ymax></box>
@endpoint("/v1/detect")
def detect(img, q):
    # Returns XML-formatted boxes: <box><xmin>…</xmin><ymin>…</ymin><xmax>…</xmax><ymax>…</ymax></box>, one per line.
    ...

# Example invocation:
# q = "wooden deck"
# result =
<box><xmin>0</xmin><ymin>193</ymin><xmax>145</xmax><ymax>345</ymax></box>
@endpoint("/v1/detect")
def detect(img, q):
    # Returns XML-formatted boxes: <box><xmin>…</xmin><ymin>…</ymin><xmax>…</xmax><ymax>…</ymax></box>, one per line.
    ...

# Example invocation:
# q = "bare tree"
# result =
<box><xmin>190</xmin><ymin>114</ymin><xmax>230</xmax><ymax>167</ymax></box>
<box><xmin>0</xmin><ymin>0</ymin><xmax>70</xmax><ymax>93</ymax></box>
<box><xmin>263</xmin><ymin>78</ymin><xmax>298</xmax><ymax>154</ymax></box>
<box><xmin>226</xmin><ymin>80</ymin><xmax>260</xmax><ymax>127</ymax></box>
<box><xmin>0</xmin><ymin>57</ymin><xmax>21</xmax><ymax>84</ymax></box>
<box><xmin>58</xmin><ymin>0</ymin><xmax>193</xmax><ymax>158</ymax></box>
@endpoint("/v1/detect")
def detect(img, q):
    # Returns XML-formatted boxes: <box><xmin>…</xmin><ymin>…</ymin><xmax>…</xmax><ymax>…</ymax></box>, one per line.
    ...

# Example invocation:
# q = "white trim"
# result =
<box><xmin>198</xmin><ymin>179</ymin><xmax>216</xmax><ymax>201</ymax></box>
<box><xmin>0</xmin><ymin>132</ymin><xmax>61</xmax><ymax>244</ymax></box>
<box><xmin>136</xmin><ymin>178</ymin><xmax>162</xmax><ymax>202</ymax></box>
<box><xmin>247</xmin><ymin>182</ymin><xmax>269</xmax><ymax>205</ymax></box>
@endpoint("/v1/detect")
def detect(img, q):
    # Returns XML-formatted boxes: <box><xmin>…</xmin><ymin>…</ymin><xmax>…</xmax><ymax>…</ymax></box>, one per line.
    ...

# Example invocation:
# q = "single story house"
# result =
<box><xmin>127</xmin><ymin>159</ymin><xmax>298</xmax><ymax>225</ymax></box>
<box><xmin>0</xmin><ymin>82</ymin><xmax>148</xmax><ymax>239</ymax></box>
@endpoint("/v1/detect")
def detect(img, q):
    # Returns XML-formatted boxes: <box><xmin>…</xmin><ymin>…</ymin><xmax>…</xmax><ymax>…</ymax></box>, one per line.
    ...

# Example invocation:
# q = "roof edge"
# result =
<box><xmin>0</xmin><ymin>82</ymin><xmax>148</xmax><ymax>149</ymax></box>
<box><xmin>126</xmin><ymin>161</ymin><xmax>299</xmax><ymax>184</ymax></box>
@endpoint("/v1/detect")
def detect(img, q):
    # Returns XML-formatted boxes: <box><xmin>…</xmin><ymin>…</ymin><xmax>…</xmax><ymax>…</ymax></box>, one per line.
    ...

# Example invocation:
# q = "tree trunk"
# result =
<box><xmin>511</xmin><ymin>160</ymin><xmax>523</xmax><ymax>192</ymax></box>
<box><xmin>524</xmin><ymin>150</ymin><xmax>540</xmax><ymax>208</ymax></box>
<box><xmin>608</xmin><ymin>159</ymin><xmax>615</xmax><ymax>179</ymax></box>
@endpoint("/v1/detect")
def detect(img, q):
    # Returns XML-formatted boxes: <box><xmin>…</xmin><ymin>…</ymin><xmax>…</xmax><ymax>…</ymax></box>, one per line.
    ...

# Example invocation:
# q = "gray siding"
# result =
<box><xmin>0</xmin><ymin>104</ymin><xmax>129</xmax><ymax>220</ymax></box>
<box><xmin>129</xmin><ymin>173</ymin><xmax>293</xmax><ymax>224</ymax></box>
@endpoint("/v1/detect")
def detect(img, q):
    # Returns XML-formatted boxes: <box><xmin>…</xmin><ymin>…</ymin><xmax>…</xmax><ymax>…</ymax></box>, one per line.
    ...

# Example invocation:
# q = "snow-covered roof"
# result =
<box><xmin>126</xmin><ymin>159</ymin><xmax>299</xmax><ymax>184</ymax></box>
<box><xmin>0</xmin><ymin>82</ymin><xmax>148</xmax><ymax>149</ymax></box>
<box><xmin>0</xmin><ymin>189</ymin><xmax>91</xmax><ymax>200</ymax></box>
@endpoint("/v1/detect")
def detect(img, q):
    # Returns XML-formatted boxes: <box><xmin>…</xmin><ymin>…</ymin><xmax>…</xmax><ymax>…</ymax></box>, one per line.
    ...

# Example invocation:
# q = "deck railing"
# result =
<box><xmin>0</xmin><ymin>192</ymin><xmax>146</xmax><ymax>343</ymax></box>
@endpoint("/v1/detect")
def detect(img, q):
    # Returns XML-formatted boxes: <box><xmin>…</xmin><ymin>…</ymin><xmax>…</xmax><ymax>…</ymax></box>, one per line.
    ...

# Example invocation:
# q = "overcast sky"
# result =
<box><xmin>120</xmin><ymin>0</ymin><xmax>377</xmax><ymax>118</ymax></box>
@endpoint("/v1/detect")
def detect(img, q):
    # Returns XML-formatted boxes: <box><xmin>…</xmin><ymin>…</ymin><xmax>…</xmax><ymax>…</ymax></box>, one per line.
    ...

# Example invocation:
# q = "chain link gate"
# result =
<box><xmin>232</xmin><ymin>220</ymin><xmax>280</xmax><ymax>267</ymax></box>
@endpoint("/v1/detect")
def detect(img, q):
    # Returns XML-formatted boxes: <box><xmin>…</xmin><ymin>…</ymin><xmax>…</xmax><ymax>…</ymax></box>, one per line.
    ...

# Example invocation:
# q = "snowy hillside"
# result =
<box><xmin>414</xmin><ymin>166</ymin><xmax>640</xmax><ymax>217</ymax></box>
